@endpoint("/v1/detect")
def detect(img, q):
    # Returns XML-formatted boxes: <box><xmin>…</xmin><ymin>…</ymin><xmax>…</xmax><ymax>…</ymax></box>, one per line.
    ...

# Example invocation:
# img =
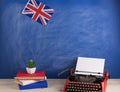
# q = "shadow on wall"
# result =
<box><xmin>115</xmin><ymin>0</ymin><xmax>120</xmax><ymax>22</ymax></box>
<box><xmin>114</xmin><ymin>0</ymin><xmax>120</xmax><ymax>39</ymax></box>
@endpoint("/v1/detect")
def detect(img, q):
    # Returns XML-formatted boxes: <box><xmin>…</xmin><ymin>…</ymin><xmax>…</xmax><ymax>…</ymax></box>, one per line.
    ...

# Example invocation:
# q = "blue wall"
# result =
<box><xmin>0</xmin><ymin>0</ymin><xmax>120</xmax><ymax>78</ymax></box>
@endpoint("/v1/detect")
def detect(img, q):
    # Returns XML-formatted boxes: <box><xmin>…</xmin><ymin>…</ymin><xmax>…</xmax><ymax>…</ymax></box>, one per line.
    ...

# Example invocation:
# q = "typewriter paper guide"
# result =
<box><xmin>75</xmin><ymin>57</ymin><xmax>105</xmax><ymax>76</ymax></box>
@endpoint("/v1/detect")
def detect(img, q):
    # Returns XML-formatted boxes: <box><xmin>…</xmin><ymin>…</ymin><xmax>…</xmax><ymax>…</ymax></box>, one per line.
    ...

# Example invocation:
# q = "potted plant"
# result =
<box><xmin>26</xmin><ymin>59</ymin><xmax>36</xmax><ymax>74</ymax></box>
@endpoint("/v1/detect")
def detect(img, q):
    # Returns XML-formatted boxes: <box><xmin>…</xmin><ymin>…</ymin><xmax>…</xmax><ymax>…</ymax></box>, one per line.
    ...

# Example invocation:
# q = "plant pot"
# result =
<box><xmin>26</xmin><ymin>67</ymin><xmax>36</xmax><ymax>74</ymax></box>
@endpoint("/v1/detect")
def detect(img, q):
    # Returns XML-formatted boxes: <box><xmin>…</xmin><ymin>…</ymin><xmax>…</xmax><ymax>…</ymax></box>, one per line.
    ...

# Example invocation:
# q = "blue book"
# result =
<box><xmin>18</xmin><ymin>80</ymin><xmax>48</xmax><ymax>90</ymax></box>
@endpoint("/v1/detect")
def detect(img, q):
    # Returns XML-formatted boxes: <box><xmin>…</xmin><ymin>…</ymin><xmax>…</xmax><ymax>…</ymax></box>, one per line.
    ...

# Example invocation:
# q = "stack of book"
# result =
<box><xmin>15</xmin><ymin>71</ymin><xmax>48</xmax><ymax>90</ymax></box>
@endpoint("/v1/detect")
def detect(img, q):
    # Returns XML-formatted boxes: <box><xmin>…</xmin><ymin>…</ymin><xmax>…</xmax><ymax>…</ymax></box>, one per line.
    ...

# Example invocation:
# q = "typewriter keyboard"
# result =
<box><xmin>65</xmin><ymin>81</ymin><xmax>102</xmax><ymax>92</ymax></box>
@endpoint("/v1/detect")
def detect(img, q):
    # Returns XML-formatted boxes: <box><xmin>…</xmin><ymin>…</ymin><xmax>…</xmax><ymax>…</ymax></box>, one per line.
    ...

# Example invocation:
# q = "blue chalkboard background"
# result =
<box><xmin>0</xmin><ymin>0</ymin><xmax>120</xmax><ymax>78</ymax></box>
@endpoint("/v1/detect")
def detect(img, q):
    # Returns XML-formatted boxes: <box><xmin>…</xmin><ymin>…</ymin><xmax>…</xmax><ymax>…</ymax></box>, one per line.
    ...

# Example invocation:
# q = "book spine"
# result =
<box><xmin>15</xmin><ymin>76</ymin><xmax>45</xmax><ymax>80</ymax></box>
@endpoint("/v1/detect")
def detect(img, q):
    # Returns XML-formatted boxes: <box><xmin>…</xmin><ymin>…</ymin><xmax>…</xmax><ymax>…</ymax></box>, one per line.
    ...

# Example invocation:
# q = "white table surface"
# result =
<box><xmin>0</xmin><ymin>79</ymin><xmax>120</xmax><ymax>92</ymax></box>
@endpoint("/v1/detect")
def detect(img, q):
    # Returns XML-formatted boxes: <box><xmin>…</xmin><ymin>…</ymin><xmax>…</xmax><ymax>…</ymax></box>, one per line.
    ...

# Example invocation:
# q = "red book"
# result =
<box><xmin>15</xmin><ymin>71</ymin><xmax>46</xmax><ymax>80</ymax></box>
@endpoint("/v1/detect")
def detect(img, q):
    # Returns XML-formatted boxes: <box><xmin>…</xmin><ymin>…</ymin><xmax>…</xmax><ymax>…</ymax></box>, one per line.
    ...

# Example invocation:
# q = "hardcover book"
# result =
<box><xmin>16</xmin><ymin>76</ymin><xmax>47</xmax><ymax>86</ymax></box>
<box><xmin>18</xmin><ymin>80</ymin><xmax>48</xmax><ymax>90</ymax></box>
<box><xmin>15</xmin><ymin>71</ymin><xmax>46</xmax><ymax>80</ymax></box>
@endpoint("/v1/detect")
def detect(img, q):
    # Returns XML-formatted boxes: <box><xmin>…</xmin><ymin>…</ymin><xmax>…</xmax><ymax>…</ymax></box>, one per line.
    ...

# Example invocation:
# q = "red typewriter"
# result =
<box><xmin>63</xmin><ymin>57</ymin><xmax>109</xmax><ymax>92</ymax></box>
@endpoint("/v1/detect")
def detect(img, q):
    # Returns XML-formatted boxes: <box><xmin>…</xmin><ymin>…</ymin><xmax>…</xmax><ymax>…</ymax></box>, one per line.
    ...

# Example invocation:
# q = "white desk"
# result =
<box><xmin>0</xmin><ymin>79</ymin><xmax>120</xmax><ymax>92</ymax></box>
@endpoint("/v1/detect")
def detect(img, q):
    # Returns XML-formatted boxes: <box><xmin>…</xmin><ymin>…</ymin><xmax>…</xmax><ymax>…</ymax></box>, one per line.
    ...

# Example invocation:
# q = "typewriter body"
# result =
<box><xmin>63</xmin><ymin>57</ymin><xmax>109</xmax><ymax>92</ymax></box>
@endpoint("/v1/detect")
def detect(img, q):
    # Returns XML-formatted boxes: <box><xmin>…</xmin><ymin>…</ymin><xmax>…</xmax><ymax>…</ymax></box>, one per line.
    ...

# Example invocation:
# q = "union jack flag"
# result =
<box><xmin>22</xmin><ymin>0</ymin><xmax>55</xmax><ymax>26</ymax></box>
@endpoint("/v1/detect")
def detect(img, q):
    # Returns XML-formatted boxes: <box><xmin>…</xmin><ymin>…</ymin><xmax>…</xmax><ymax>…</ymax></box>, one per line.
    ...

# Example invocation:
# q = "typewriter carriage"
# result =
<box><xmin>69</xmin><ymin>68</ymin><xmax>108</xmax><ymax>83</ymax></box>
